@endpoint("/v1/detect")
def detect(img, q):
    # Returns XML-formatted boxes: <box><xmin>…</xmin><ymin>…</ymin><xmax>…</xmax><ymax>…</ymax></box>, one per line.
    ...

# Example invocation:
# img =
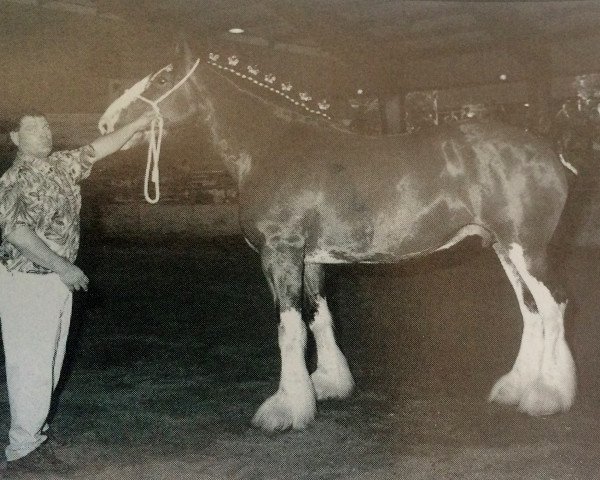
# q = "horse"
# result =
<box><xmin>98</xmin><ymin>41</ymin><xmax>577</xmax><ymax>432</ymax></box>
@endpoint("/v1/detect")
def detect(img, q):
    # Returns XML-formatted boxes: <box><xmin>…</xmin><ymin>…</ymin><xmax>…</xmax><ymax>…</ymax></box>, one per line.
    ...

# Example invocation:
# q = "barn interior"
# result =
<box><xmin>2</xmin><ymin>1</ymin><xmax>600</xmax><ymax>478</ymax></box>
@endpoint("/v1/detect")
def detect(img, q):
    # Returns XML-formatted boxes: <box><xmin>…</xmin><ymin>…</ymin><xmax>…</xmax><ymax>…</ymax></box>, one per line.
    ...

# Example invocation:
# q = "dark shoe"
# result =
<box><xmin>43</xmin><ymin>429</ymin><xmax>69</xmax><ymax>447</ymax></box>
<box><xmin>6</xmin><ymin>441</ymin><xmax>73</xmax><ymax>476</ymax></box>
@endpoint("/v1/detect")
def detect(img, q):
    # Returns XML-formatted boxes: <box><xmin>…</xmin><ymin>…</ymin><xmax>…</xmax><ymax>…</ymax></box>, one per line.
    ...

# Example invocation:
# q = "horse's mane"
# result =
<box><xmin>202</xmin><ymin>55</ymin><xmax>356</xmax><ymax>135</ymax></box>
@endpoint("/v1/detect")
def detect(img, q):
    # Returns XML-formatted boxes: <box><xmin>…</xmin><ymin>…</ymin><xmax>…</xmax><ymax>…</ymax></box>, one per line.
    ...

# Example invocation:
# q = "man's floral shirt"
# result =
<box><xmin>0</xmin><ymin>146</ymin><xmax>95</xmax><ymax>273</ymax></box>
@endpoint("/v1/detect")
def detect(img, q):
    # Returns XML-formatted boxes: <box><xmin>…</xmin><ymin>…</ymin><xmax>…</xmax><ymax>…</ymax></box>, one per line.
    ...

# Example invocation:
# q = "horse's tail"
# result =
<box><xmin>551</xmin><ymin>150</ymin><xmax>587</xmax><ymax>251</ymax></box>
<box><xmin>547</xmin><ymin>97</ymin><xmax>593</xmax><ymax>248</ymax></box>
<box><xmin>559</xmin><ymin>152</ymin><xmax>579</xmax><ymax>176</ymax></box>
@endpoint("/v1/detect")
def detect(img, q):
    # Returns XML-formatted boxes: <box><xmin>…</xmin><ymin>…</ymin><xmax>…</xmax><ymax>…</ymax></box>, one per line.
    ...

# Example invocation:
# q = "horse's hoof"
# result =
<box><xmin>517</xmin><ymin>381</ymin><xmax>573</xmax><ymax>416</ymax></box>
<box><xmin>488</xmin><ymin>372</ymin><xmax>523</xmax><ymax>406</ymax></box>
<box><xmin>251</xmin><ymin>390</ymin><xmax>316</xmax><ymax>432</ymax></box>
<box><xmin>311</xmin><ymin>367</ymin><xmax>355</xmax><ymax>401</ymax></box>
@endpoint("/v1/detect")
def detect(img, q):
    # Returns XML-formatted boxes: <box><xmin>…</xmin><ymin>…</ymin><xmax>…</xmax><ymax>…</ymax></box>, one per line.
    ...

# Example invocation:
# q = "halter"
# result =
<box><xmin>136</xmin><ymin>58</ymin><xmax>200</xmax><ymax>204</ymax></box>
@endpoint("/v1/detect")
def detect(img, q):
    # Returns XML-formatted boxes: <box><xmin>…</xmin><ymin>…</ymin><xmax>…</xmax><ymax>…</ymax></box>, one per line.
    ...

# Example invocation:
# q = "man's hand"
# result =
<box><xmin>89</xmin><ymin>110</ymin><xmax>160</xmax><ymax>162</ymax></box>
<box><xmin>6</xmin><ymin>226</ymin><xmax>89</xmax><ymax>292</ymax></box>
<box><xmin>57</xmin><ymin>263</ymin><xmax>89</xmax><ymax>292</ymax></box>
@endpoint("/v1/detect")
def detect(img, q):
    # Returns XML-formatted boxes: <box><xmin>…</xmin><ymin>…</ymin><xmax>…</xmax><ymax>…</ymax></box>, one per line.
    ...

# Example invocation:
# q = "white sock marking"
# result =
<box><xmin>252</xmin><ymin>309</ymin><xmax>316</xmax><ymax>430</ymax></box>
<box><xmin>490</xmin><ymin>245</ymin><xmax>544</xmax><ymax>405</ymax></box>
<box><xmin>491</xmin><ymin>243</ymin><xmax>577</xmax><ymax>414</ymax></box>
<box><xmin>310</xmin><ymin>297</ymin><xmax>354</xmax><ymax>400</ymax></box>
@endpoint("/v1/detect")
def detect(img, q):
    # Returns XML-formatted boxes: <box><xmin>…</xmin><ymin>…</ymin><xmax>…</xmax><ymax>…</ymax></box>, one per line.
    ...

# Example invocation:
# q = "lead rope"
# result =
<box><xmin>136</xmin><ymin>98</ymin><xmax>164</xmax><ymax>203</ymax></box>
<box><xmin>136</xmin><ymin>58</ymin><xmax>200</xmax><ymax>204</ymax></box>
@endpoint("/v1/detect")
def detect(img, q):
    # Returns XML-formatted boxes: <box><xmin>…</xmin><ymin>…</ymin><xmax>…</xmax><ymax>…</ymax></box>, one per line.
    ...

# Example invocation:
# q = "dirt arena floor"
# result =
<box><xmin>2</xmin><ymin>235</ymin><xmax>600</xmax><ymax>479</ymax></box>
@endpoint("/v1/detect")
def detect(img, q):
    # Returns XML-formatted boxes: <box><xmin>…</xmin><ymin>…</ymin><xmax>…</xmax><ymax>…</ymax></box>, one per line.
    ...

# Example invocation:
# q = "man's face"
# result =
<box><xmin>10</xmin><ymin>116</ymin><xmax>53</xmax><ymax>158</ymax></box>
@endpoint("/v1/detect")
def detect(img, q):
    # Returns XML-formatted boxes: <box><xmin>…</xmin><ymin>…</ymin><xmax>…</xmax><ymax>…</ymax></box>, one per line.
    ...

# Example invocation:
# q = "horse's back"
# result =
<box><xmin>263</xmin><ymin>120</ymin><xmax>564</xmax><ymax>192</ymax></box>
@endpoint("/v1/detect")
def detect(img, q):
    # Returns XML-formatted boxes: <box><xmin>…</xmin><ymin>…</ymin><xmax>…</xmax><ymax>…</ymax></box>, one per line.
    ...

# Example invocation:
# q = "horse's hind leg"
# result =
<box><xmin>251</xmin><ymin>244</ymin><xmax>316</xmax><ymax>432</ymax></box>
<box><xmin>491</xmin><ymin>243</ymin><xmax>576</xmax><ymax>415</ymax></box>
<box><xmin>490</xmin><ymin>244</ymin><xmax>544</xmax><ymax>406</ymax></box>
<box><xmin>304</xmin><ymin>263</ymin><xmax>354</xmax><ymax>400</ymax></box>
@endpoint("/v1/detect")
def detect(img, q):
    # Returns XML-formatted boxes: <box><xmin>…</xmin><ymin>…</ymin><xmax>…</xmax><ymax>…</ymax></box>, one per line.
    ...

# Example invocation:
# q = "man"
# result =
<box><xmin>0</xmin><ymin>109</ymin><xmax>155</xmax><ymax>475</ymax></box>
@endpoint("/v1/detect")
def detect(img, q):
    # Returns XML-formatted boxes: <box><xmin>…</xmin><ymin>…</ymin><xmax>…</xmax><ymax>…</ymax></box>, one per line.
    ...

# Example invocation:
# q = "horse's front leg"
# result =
<box><xmin>251</xmin><ymin>243</ymin><xmax>316</xmax><ymax>432</ymax></box>
<box><xmin>305</xmin><ymin>262</ymin><xmax>355</xmax><ymax>400</ymax></box>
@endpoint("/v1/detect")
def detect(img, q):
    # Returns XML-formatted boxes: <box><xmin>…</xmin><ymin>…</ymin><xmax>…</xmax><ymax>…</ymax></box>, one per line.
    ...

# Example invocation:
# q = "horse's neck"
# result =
<box><xmin>195</xmin><ymin>65</ymin><xmax>315</xmax><ymax>181</ymax></box>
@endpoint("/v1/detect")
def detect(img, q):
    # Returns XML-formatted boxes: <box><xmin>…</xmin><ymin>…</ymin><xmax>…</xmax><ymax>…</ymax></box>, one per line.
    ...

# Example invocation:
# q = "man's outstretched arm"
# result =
<box><xmin>87</xmin><ymin>111</ymin><xmax>156</xmax><ymax>163</ymax></box>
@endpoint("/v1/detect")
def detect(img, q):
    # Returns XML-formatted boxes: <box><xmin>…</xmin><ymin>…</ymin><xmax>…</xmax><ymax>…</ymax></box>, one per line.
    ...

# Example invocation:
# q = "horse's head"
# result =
<box><xmin>98</xmin><ymin>41</ymin><xmax>200</xmax><ymax>150</ymax></box>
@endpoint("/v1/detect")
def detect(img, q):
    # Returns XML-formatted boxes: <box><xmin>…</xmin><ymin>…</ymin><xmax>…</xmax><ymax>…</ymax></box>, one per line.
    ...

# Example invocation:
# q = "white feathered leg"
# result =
<box><xmin>507</xmin><ymin>244</ymin><xmax>576</xmax><ymax>415</ymax></box>
<box><xmin>489</xmin><ymin>244</ymin><xmax>544</xmax><ymax>406</ymax></box>
<box><xmin>252</xmin><ymin>309</ymin><xmax>316</xmax><ymax>431</ymax></box>
<box><xmin>310</xmin><ymin>297</ymin><xmax>355</xmax><ymax>400</ymax></box>
<box><xmin>490</xmin><ymin>243</ymin><xmax>576</xmax><ymax>416</ymax></box>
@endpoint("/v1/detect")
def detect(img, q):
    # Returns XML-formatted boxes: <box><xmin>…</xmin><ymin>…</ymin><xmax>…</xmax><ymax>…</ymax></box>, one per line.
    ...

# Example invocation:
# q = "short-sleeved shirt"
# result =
<box><xmin>0</xmin><ymin>146</ymin><xmax>95</xmax><ymax>273</ymax></box>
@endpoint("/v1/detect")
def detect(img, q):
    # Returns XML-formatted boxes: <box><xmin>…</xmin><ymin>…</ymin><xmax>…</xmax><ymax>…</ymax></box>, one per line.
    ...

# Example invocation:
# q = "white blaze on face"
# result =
<box><xmin>98</xmin><ymin>74</ymin><xmax>151</xmax><ymax>135</ymax></box>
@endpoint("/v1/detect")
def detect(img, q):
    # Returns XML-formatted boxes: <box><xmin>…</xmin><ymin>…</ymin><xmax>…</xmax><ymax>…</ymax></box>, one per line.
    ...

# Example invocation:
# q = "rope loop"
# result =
<box><xmin>135</xmin><ymin>58</ymin><xmax>200</xmax><ymax>204</ymax></box>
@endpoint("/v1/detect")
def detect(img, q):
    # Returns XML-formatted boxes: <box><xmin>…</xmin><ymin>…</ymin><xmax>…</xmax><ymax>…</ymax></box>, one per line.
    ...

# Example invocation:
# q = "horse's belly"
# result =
<box><xmin>304</xmin><ymin>194</ymin><xmax>476</xmax><ymax>264</ymax></box>
<box><xmin>305</xmin><ymin>224</ymin><xmax>488</xmax><ymax>264</ymax></box>
<box><xmin>304</xmin><ymin>250</ymin><xmax>358</xmax><ymax>264</ymax></box>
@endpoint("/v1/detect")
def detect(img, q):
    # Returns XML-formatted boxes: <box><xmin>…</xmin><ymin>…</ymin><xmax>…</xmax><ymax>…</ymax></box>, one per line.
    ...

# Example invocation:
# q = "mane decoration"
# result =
<box><xmin>207</xmin><ymin>53</ymin><xmax>332</xmax><ymax>121</ymax></box>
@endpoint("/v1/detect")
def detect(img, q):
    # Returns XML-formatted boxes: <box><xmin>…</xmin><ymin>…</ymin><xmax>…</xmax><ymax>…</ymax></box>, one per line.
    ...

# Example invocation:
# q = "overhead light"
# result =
<box><xmin>524</xmin><ymin>103</ymin><xmax>530</xmax><ymax>107</ymax></box>
<box><xmin>228</xmin><ymin>28</ymin><xmax>244</xmax><ymax>34</ymax></box>
<box><xmin>499</xmin><ymin>74</ymin><xmax>507</xmax><ymax>81</ymax></box>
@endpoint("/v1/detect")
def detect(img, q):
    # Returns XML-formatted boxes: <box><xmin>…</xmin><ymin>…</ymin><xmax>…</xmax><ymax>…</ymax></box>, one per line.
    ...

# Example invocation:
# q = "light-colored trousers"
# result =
<box><xmin>0</xmin><ymin>263</ymin><xmax>72</xmax><ymax>461</ymax></box>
